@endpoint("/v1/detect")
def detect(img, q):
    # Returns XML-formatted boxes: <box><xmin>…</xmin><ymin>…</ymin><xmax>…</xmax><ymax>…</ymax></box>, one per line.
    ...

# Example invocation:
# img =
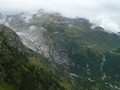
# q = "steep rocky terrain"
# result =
<box><xmin>0</xmin><ymin>24</ymin><xmax>73</xmax><ymax>90</ymax></box>
<box><xmin>0</xmin><ymin>10</ymin><xmax>120</xmax><ymax>90</ymax></box>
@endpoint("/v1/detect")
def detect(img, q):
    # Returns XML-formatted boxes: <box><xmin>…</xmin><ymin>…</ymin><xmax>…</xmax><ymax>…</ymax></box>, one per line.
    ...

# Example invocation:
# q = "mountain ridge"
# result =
<box><xmin>0</xmin><ymin>24</ymin><xmax>73</xmax><ymax>90</ymax></box>
<box><xmin>0</xmin><ymin>10</ymin><xmax>120</xmax><ymax>90</ymax></box>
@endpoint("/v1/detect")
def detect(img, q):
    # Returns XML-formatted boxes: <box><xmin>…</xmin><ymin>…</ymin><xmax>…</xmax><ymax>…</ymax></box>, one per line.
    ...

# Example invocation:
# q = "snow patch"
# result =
<box><xmin>70</xmin><ymin>73</ymin><xmax>79</xmax><ymax>77</ymax></box>
<box><xmin>100</xmin><ymin>55</ymin><xmax>106</xmax><ymax>71</ymax></box>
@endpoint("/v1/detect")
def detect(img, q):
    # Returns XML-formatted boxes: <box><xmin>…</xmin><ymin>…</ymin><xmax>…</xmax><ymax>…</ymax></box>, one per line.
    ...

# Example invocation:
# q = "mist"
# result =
<box><xmin>0</xmin><ymin>0</ymin><xmax>120</xmax><ymax>33</ymax></box>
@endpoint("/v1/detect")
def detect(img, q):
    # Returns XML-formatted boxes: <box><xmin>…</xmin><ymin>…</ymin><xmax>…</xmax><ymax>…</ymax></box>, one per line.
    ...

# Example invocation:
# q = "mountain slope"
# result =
<box><xmin>0</xmin><ymin>24</ymin><xmax>72</xmax><ymax>90</ymax></box>
<box><xmin>0</xmin><ymin>11</ymin><xmax>120</xmax><ymax>90</ymax></box>
<box><xmin>1</xmin><ymin>11</ymin><xmax>120</xmax><ymax>55</ymax></box>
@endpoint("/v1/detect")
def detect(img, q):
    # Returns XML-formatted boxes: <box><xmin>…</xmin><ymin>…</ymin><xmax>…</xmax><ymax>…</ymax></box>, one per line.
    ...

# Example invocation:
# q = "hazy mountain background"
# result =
<box><xmin>1</xmin><ymin>0</ymin><xmax>120</xmax><ymax>33</ymax></box>
<box><xmin>0</xmin><ymin>0</ymin><xmax>120</xmax><ymax>90</ymax></box>
<box><xmin>0</xmin><ymin>10</ymin><xmax>120</xmax><ymax>90</ymax></box>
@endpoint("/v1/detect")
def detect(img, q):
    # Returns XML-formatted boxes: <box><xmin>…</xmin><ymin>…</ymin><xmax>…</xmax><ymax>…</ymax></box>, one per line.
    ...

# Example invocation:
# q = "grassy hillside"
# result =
<box><xmin>1</xmin><ymin>12</ymin><xmax>120</xmax><ymax>90</ymax></box>
<box><xmin>42</xmin><ymin>17</ymin><xmax>120</xmax><ymax>90</ymax></box>
<box><xmin>0</xmin><ymin>24</ymin><xmax>72</xmax><ymax>90</ymax></box>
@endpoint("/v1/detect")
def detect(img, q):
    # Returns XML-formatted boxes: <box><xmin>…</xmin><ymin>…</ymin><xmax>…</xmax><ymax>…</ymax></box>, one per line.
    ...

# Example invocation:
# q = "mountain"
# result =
<box><xmin>1</xmin><ymin>11</ymin><xmax>120</xmax><ymax>62</ymax></box>
<box><xmin>0</xmin><ymin>24</ymin><xmax>73</xmax><ymax>90</ymax></box>
<box><xmin>0</xmin><ymin>10</ymin><xmax>120</xmax><ymax>90</ymax></box>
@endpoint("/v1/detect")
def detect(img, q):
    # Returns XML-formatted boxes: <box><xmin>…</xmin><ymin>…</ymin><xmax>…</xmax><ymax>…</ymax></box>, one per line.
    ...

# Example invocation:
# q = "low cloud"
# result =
<box><xmin>0</xmin><ymin>0</ymin><xmax>120</xmax><ymax>33</ymax></box>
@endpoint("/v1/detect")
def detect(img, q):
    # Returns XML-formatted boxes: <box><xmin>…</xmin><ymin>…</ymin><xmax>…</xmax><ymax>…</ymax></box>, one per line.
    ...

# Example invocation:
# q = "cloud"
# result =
<box><xmin>0</xmin><ymin>0</ymin><xmax>120</xmax><ymax>33</ymax></box>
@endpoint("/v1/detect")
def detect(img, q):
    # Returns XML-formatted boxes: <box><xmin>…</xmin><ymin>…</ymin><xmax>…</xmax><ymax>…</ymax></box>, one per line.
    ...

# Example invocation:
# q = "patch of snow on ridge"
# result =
<box><xmin>25</xmin><ymin>15</ymin><xmax>32</xmax><ymax>23</ymax></box>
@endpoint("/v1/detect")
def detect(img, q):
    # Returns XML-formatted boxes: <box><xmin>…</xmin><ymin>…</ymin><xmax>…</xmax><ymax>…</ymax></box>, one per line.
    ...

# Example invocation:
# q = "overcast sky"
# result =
<box><xmin>0</xmin><ymin>0</ymin><xmax>120</xmax><ymax>33</ymax></box>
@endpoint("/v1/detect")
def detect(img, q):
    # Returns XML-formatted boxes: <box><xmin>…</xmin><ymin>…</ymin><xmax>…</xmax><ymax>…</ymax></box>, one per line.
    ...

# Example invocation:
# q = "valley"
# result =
<box><xmin>0</xmin><ymin>10</ymin><xmax>120</xmax><ymax>90</ymax></box>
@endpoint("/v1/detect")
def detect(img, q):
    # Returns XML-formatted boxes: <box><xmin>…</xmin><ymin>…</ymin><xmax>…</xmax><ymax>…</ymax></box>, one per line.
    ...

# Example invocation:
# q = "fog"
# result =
<box><xmin>0</xmin><ymin>0</ymin><xmax>120</xmax><ymax>33</ymax></box>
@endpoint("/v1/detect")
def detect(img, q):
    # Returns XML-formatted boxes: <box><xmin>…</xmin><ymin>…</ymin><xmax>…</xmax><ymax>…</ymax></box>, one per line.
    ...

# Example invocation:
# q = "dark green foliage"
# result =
<box><xmin>1</xmin><ymin>12</ymin><xmax>120</xmax><ymax>90</ymax></box>
<box><xmin>42</xmin><ymin>17</ymin><xmax>120</xmax><ymax>90</ymax></box>
<box><xmin>0</xmin><ymin>24</ymin><xmax>67</xmax><ymax>90</ymax></box>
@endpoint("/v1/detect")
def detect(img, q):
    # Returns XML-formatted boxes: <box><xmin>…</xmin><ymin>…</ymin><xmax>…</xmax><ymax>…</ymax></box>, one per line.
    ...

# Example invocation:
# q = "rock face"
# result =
<box><xmin>0</xmin><ymin>24</ymin><xmax>72</xmax><ymax>90</ymax></box>
<box><xmin>0</xmin><ymin>10</ymin><xmax>120</xmax><ymax>89</ymax></box>
<box><xmin>1</xmin><ymin>11</ymin><xmax>120</xmax><ymax>64</ymax></box>
<box><xmin>17</xmin><ymin>26</ymin><xmax>50</xmax><ymax>58</ymax></box>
